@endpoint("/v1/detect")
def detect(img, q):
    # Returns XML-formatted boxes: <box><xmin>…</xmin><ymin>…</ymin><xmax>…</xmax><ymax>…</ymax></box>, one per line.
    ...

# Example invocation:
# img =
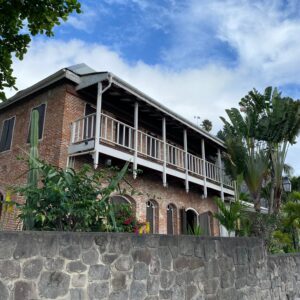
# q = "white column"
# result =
<box><xmin>133</xmin><ymin>102</ymin><xmax>139</xmax><ymax>179</ymax></box>
<box><xmin>93</xmin><ymin>82</ymin><xmax>103</xmax><ymax>169</ymax></box>
<box><xmin>201</xmin><ymin>139</ymin><xmax>207</xmax><ymax>198</ymax></box>
<box><xmin>217</xmin><ymin>148</ymin><xmax>224</xmax><ymax>201</ymax></box>
<box><xmin>162</xmin><ymin>117</ymin><xmax>167</xmax><ymax>187</ymax></box>
<box><xmin>184</xmin><ymin>129</ymin><xmax>189</xmax><ymax>193</ymax></box>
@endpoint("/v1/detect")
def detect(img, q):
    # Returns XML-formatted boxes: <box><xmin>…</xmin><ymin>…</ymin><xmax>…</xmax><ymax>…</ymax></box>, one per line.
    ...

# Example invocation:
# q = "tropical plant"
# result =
<box><xmin>16</xmin><ymin>159</ymin><xmax>130</xmax><ymax>232</ymax></box>
<box><xmin>187</xmin><ymin>224</ymin><xmax>203</xmax><ymax>236</ymax></box>
<box><xmin>213</xmin><ymin>197</ymin><xmax>244</xmax><ymax>237</ymax></box>
<box><xmin>220</xmin><ymin>87</ymin><xmax>300</xmax><ymax>213</ymax></box>
<box><xmin>24</xmin><ymin>109</ymin><xmax>39</xmax><ymax>230</ymax></box>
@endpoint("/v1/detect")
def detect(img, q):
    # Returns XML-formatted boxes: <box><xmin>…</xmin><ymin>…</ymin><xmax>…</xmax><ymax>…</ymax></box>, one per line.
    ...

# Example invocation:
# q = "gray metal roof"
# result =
<box><xmin>0</xmin><ymin>63</ymin><xmax>225</xmax><ymax>148</ymax></box>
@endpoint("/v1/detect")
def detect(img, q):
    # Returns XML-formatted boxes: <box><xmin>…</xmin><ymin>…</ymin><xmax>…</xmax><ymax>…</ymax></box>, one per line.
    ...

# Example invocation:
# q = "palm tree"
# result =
<box><xmin>213</xmin><ymin>197</ymin><xmax>244</xmax><ymax>237</ymax></box>
<box><xmin>201</xmin><ymin>119</ymin><xmax>212</xmax><ymax>132</ymax></box>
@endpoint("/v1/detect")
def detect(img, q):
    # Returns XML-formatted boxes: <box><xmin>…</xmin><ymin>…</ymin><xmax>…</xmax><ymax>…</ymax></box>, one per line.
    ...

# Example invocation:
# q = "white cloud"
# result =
<box><xmin>5</xmin><ymin>0</ymin><xmax>300</xmax><ymax>174</ymax></box>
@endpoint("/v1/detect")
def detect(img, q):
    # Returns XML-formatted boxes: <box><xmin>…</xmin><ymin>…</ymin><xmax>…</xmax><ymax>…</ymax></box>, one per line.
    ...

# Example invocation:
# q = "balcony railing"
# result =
<box><xmin>71</xmin><ymin>113</ymin><xmax>234</xmax><ymax>189</ymax></box>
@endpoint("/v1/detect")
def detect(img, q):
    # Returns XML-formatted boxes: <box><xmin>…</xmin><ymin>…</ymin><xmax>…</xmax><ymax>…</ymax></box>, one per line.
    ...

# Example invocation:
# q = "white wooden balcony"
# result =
<box><xmin>69</xmin><ymin>113</ymin><xmax>234</xmax><ymax>195</ymax></box>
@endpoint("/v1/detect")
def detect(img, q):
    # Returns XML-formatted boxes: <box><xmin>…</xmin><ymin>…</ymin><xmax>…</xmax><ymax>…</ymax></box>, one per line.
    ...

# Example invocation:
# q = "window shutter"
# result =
<box><xmin>167</xmin><ymin>207</ymin><xmax>173</xmax><ymax>235</ymax></box>
<box><xmin>0</xmin><ymin>120</ymin><xmax>9</xmax><ymax>151</ymax></box>
<box><xmin>180</xmin><ymin>209</ymin><xmax>187</xmax><ymax>234</ymax></box>
<box><xmin>146</xmin><ymin>205</ymin><xmax>154</xmax><ymax>234</ymax></box>
<box><xmin>37</xmin><ymin>104</ymin><xmax>46</xmax><ymax>139</ymax></box>
<box><xmin>0</xmin><ymin>117</ymin><xmax>15</xmax><ymax>152</ymax></box>
<box><xmin>199</xmin><ymin>212</ymin><xmax>211</xmax><ymax>236</ymax></box>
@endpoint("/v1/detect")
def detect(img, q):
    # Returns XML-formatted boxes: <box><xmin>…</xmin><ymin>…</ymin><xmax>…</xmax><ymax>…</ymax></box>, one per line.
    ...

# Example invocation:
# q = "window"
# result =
<box><xmin>27</xmin><ymin>104</ymin><xmax>46</xmax><ymax>142</ymax></box>
<box><xmin>0</xmin><ymin>192</ymin><xmax>3</xmax><ymax>220</ymax></box>
<box><xmin>167</xmin><ymin>204</ymin><xmax>177</xmax><ymax>235</ymax></box>
<box><xmin>0</xmin><ymin>117</ymin><xmax>15</xmax><ymax>152</ymax></box>
<box><xmin>146</xmin><ymin>200</ymin><xmax>159</xmax><ymax>233</ymax></box>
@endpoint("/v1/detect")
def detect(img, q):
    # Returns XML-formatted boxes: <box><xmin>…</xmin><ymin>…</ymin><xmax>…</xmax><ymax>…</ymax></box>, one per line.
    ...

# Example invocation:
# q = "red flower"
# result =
<box><xmin>123</xmin><ymin>217</ymin><xmax>132</xmax><ymax>225</ymax></box>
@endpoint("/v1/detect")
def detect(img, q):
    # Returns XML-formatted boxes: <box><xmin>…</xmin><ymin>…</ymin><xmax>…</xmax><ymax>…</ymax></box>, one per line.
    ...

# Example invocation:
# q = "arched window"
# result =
<box><xmin>186</xmin><ymin>208</ymin><xmax>199</xmax><ymax>234</ymax></box>
<box><xmin>146</xmin><ymin>200</ymin><xmax>159</xmax><ymax>234</ymax></box>
<box><xmin>167</xmin><ymin>204</ymin><xmax>177</xmax><ymax>235</ymax></box>
<box><xmin>111</xmin><ymin>195</ymin><xmax>131</xmax><ymax>206</ymax></box>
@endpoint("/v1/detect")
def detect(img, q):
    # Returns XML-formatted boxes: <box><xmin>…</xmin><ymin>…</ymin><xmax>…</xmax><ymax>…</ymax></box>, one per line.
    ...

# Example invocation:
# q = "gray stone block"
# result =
<box><xmin>70</xmin><ymin>288</ymin><xmax>85</xmax><ymax>300</ymax></box>
<box><xmin>158</xmin><ymin>247</ymin><xmax>172</xmax><ymax>270</ymax></box>
<box><xmin>0</xmin><ymin>260</ymin><xmax>20</xmax><ymax>279</ymax></box>
<box><xmin>14</xmin><ymin>281</ymin><xmax>37</xmax><ymax>300</ymax></box>
<box><xmin>159</xmin><ymin>289</ymin><xmax>172</xmax><ymax>299</ymax></box>
<box><xmin>129</xmin><ymin>281</ymin><xmax>147</xmax><ymax>300</ymax></box>
<box><xmin>186</xmin><ymin>284</ymin><xmax>199</xmax><ymax>300</ymax></box>
<box><xmin>95</xmin><ymin>235</ymin><xmax>109</xmax><ymax>253</ymax></box>
<box><xmin>102</xmin><ymin>253</ymin><xmax>118</xmax><ymax>265</ymax></box>
<box><xmin>108</xmin><ymin>235</ymin><xmax>132</xmax><ymax>254</ymax></box>
<box><xmin>44</xmin><ymin>257</ymin><xmax>64</xmax><ymax>271</ymax></box>
<box><xmin>40</xmin><ymin>235</ymin><xmax>58</xmax><ymax>257</ymax></box>
<box><xmin>13</xmin><ymin>236</ymin><xmax>38</xmax><ymax>259</ymax></box>
<box><xmin>59</xmin><ymin>245</ymin><xmax>81</xmax><ymax>260</ymax></box>
<box><xmin>38</xmin><ymin>271</ymin><xmax>70</xmax><ymax>298</ymax></box>
<box><xmin>132</xmin><ymin>248</ymin><xmax>151</xmax><ymax>265</ymax></box>
<box><xmin>0</xmin><ymin>236</ymin><xmax>16</xmax><ymax>259</ymax></box>
<box><xmin>160</xmin><ymin>270</ymin><xmax>175</xmax><ymax>289</ymax></box>
<box><xmin>204</xmin><ymin>278</ymin><xmax>219</xmax><ymax>294</ymax></box>
<box><xmin>72</xmin><ymin>274</ymin><xmax>87</xmax><ymax>288</ymax></box>
<box><xmin>111</xmin><ymin>272</ymin><xmax>126</xmax><ymax>291</ymax></box>
<box><xmin>82</xmin><ymin>248</ymin><xmax>99</xmax><ymax>265</ymax></box>
<box><xmin>205</xmin><ymin>260</ymin><xmax>220</xmax><ymax>278</ymax></box>
<box><xmin>179</xmin><ymin>236</ymin><xmax>194</xmax><ymax>256</ymax></box>
<box><xmin>173</xmin><ymin>256</ymin><xmax>189</xmax><ymax>272</ymax></box>
<box><xmin>88</xmin><ymin>282</ymin><xmax>109</xmax><ymax>299</ymax></box>
<box><xmin>109</xmin><ymin>290</ymin><xmax>129</xmax><ymax>300</ymax></box>
<box><xmin>115</xmin><ymin>256</ymin><xmax>133</xmax><ymax>271</ymax></box>
<box><xmin>149</xmin><ymin>256</ymin><xmax>160</xmax><ymax>275</ymax></box>
<box><xmin>147</xmin><ymin>275</ymin><xmax>159</xmax><ymax>295</ymax></box>
<box><xmin>67</xmin><ymin>261</ymin><xmax>87</xmax><ymax>273</ymax></box>
<box><xmin>0</xmin><ymin>281</ymin><xmax>8</xmax><ymax>300</ymax></box>
<box><xmin>172</xmin><ymin>285</ymin><xmax>185</xmax><ymax>300</ymax></box>
<box><xmin>88</xmin><ymin>264</ymin><xmax>110</xmax><ymax>280</ymax></box>
<box><xmin>220</xmin><ymin>271</ymin><xmax>234</xmax><ymax>289</ymax></box>
<box><xmin>23</xmin><ymin>258</ymin><xmax>43</xmax><ymax>279</ymax></box>
<box><xmin>133</xmin><ymin>262</ymin><xmax>149</xmax><ymax>280</ymax></box>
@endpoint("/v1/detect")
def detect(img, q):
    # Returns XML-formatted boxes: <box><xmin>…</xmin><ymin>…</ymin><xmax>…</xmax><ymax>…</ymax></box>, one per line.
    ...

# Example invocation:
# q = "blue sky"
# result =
<box><xmin>8</xmin><ymin>0</ymin><xmax>300</xmax><ymax>173</ymax></box>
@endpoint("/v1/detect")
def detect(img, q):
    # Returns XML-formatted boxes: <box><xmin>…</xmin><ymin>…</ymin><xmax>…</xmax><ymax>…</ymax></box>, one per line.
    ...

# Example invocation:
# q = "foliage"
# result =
<box><xmin>15</xmin><ymin>159</ymin><xmax>130</xmax><ymax>232</ymax></box>
<box><xmin>0</xmin><ymin>0</ymin><xmax>81</xmax><ymax>101</ymax></box>
<box><xmin>220</xmin><ymin>87</ymin><xmax>300</xmax><ymax>213</ymax></box>
<box><xmin>24</xmin><ymin>109</ymin><xmax>39</xmax><ymax>230</ymax></box>
<box><xmin>111</xmin><ymin>203</ymin><xmax>145</xmax><ymax>233</ymax></box>
<box><xmin>213</xmin><ymin>197</ymin><xmax>244</xmax><ymax>237</ymax></box>
<box><xmin>187</xmin><ymin>224</ymin><xmax>203</xmax><ymax>236</ymax></box>
<box><xmin>201</xmin><ymin>119</ymin><xmax>212</xmax><ymax>132</ymax></box>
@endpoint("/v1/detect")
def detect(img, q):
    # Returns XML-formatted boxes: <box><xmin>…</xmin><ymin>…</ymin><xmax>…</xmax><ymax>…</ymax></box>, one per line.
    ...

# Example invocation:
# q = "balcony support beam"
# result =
<box><xmin>184</xmin><ymin>129</ymin><xmax>189</xmax><ymax>193</ymax></box>
<box><xmin>201</xmin><ymin>139</ymin><xmax>207</xmax><ymax>198</ymax></box>
<box><xmin>133</xmin><ymin>101</ymin><xmax>139</xmax><ymax>179</ymax></box>
<box><xmin>93</xmin><ymin>82</ymin><xmax>103</xmax><ymax>169</ymax></box>
<box><xmin>217</xmin><ymin>148</ymin><xmax>224</xmax><ymax>201</ymax></box>
<box><xmin>162</xmin><ymin>117</ymin><xmax>167</xmax><ymax>187</ymax></box>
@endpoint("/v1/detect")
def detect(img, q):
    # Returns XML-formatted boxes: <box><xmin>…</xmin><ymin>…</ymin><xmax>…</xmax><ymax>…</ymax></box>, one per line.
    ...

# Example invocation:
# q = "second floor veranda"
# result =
<box><xmin>67</xmin><ymin>72</ymin><xmax>234</xmax><ymax>197</ymax></box>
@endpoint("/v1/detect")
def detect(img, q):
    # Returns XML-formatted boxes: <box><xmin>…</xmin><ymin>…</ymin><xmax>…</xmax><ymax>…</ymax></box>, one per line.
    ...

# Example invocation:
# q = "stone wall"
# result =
<box><xmin>0</xmin><ymin>231</ymin><xmax>299</xmax><ymax>300</ymax></box>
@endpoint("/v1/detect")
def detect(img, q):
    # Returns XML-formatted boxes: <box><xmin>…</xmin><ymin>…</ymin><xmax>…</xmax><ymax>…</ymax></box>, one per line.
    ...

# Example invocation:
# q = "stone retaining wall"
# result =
<box><xmin>0</xmin><ymin>231</ymin><xmax>299</xmax><ymax>299</ymax></box>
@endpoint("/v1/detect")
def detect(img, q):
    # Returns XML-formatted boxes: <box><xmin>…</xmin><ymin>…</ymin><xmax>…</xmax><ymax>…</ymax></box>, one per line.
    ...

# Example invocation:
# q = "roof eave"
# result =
<box><xmin>0</xmin><ymin>69</ymin><xmax>80</xmax><ymax>111</ymax></box>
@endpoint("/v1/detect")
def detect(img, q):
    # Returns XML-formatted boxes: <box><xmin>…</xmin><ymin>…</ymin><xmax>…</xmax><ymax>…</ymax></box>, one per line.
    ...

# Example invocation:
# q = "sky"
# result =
<box><xmin>5</xmin><ymin>0</ymin><xmax>300</xmax><ymax>174</ymax></box>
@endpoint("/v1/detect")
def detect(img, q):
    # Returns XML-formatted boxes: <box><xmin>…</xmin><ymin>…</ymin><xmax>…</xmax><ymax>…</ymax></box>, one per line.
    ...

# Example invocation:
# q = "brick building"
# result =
<box><xmin>0</xmin><ymin>64</ymin><xmax>235</xmax><ymax>235</ymax></box>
